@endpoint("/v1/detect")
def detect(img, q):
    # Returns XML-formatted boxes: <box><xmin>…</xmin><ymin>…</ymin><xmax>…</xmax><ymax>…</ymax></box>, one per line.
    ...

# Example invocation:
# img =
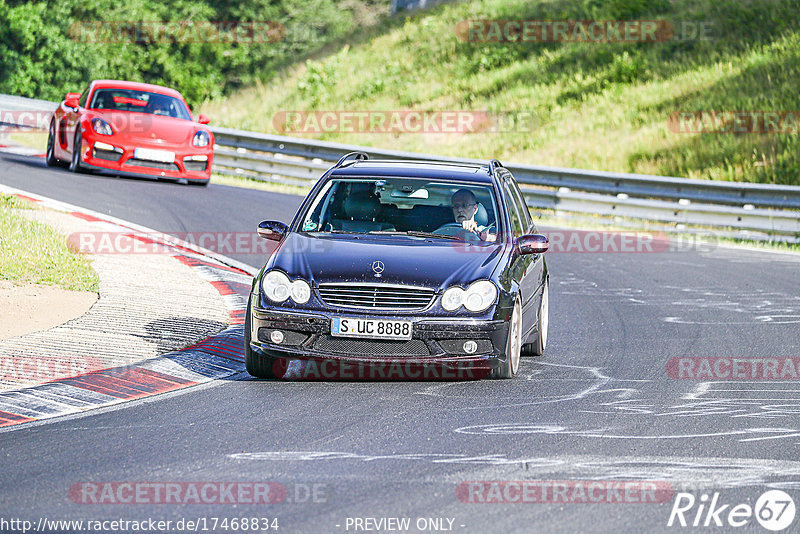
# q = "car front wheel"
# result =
<box><xmin>523</xmin><ymin>278</ymin><xmax>549</xmax><ymax>356</ymax></box>
<box><xmin>45</xmin><ymin>120</ymin><xmax>64</xmax><ymax>168</ymax></box>
<box><xmin>68</xmin><ymin>127</ymin><xmax>84</xmax><ymax>173</ymax></box>
<box><xmin>491</xmin><ymin>299</ymin><xmax>522</xmax><ymax>379</ymax></box>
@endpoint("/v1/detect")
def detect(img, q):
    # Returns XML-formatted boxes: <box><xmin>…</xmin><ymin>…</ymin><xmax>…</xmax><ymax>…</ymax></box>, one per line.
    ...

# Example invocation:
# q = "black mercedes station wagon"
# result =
<box><xmin>245</xmin><ymin>153</ymin><xmax>550</xmax><ymax>379</ymax></box>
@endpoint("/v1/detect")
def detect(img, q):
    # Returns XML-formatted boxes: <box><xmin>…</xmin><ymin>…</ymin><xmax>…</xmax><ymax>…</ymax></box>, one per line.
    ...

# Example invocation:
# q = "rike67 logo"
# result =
<box><xmin>667</xmin><ymin>490</ymin><xmax>796</xmax><ymax>531</ymax></box>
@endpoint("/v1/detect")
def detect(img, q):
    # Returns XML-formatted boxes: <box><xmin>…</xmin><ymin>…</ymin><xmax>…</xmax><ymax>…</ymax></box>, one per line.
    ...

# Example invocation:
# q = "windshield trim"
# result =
<box><xmin>87</xmin><ymin>88</ymin><xmax>192</xmax><ymax>120</ymax></box>
<box><xmin>291</xmin><ymin>175</ymin><xmax>507</xmax><ymax>242</ymax></box>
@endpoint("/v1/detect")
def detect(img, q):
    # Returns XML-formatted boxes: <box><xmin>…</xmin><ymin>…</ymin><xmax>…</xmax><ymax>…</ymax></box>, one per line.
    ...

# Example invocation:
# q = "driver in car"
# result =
<box><xmin>449</xmin><ymin>188</ymin><xmax>496</xmax><ymax>241</ymax></box>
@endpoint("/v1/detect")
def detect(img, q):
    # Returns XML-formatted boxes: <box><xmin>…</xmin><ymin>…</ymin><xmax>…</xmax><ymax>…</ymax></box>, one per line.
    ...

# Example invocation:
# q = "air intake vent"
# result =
<box><xmin>317</xmin><ymin>283</ymin><xmax>434</xmax><ymax>310</ymax></box>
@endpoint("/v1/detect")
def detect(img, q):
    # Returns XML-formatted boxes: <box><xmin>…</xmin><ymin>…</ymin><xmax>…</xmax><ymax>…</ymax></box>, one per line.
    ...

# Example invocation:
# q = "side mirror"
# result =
<box><xmin>518</xmin><ymin>234</ymin><xmax>549</xmax><ymax>255</ymax></box>
<box><xmin>64</xmin><ymin>92</ymin><xmax>81</xmax><ymax>109</ymax></box>
<box><xmin>197</xmin><ymin>114</ymin><xmax>210</xmax><ymax>125</ymax></box>
<box><xmin>258</xmin><ymin>220</ymin><xmax>288</xmax><ymax>241</ymax></box>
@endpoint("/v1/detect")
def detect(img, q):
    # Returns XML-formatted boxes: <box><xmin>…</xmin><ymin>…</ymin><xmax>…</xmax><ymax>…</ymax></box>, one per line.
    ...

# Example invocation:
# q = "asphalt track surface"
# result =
<box><xmin>2</xmin><ymin>152</ymin><xmax>800</xmax><ymax>533</ymax></box>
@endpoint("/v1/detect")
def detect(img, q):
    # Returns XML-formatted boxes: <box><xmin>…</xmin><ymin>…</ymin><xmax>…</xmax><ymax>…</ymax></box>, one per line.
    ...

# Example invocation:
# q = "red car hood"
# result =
<box><xmin>93</xmin><ymin>111</ymin><xmax>200</xmax><ymax>144</ymax></box>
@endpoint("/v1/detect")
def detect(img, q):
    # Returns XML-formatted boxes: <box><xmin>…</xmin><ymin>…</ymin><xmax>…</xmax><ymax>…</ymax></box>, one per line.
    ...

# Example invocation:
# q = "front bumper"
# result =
<box><xmin>79</xmin><ymin>132</ymin><xmax>213</xmax><ymax>181</ymax></box>
<box><xmin>248</xmin><ymin>298</ymin><xmax>513</xmax><ymax>377</ymax></box>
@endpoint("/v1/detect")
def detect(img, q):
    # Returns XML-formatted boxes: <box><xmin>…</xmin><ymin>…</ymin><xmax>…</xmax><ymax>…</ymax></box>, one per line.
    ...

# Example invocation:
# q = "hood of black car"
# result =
<box><xmin>269</xmin><ymin>233</ymin><xmax>505</xmax><ymax>289</ymax></box>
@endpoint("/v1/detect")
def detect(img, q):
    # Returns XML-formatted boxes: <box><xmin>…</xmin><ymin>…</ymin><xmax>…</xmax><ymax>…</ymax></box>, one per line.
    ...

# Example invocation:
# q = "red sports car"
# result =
<box><xmin>46</xmin><ymin>80</ymin><xmax>214</xmax><ymax>186</ymax></box>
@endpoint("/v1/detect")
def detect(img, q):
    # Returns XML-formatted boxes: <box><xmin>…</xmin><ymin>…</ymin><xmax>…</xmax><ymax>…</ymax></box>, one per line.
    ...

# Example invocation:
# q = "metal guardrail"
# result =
<box><xmin>2</xmin><ymin>94</ymin><xmax>799</xmax><ymax>240</ymax></box>
<box><xmin>210</xmin><ymin>127</ymin><xmax>800</xmax><ymax>240</ymax></box>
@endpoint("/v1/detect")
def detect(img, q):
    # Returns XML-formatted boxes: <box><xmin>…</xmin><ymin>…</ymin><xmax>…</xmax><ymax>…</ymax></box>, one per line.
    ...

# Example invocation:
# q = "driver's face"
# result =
<box><xmin>451</xmin><ymin>193</ymin><xmax>477</xmax><ymax>222</ymax></box>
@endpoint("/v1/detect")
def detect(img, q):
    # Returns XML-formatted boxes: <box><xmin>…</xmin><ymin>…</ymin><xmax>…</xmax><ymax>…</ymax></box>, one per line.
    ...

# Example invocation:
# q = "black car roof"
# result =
<box><xmin>329</xmin><ymin>160</ymin><xmax>494</xmax><ymax>184</ymax></box>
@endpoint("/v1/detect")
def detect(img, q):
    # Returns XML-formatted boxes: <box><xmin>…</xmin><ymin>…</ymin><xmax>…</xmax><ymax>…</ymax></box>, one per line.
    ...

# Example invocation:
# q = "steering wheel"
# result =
<box><xmin>433</xmin><ymin>222</ymin><xmax>481</xmax><ymax>241</ymax></box>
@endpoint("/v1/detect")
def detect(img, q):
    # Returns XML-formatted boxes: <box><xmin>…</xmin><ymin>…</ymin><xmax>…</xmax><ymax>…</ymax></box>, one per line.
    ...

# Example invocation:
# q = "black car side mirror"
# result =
<box><xmin>258</xmin><ymin>220</ymin><xmax>288</xmax><ymax>241</ymax></box>
<box><xmin>518</xmin><ymin>234</ymin><xmax>549</xmax><ymax>255</ymax></box>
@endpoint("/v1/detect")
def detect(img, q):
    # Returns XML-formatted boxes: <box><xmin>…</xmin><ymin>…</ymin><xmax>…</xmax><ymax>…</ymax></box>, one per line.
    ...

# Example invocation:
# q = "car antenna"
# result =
<box><xmin>334</xmin><ymin>151</ymin><xmax>369</xmax><ymax>169</ymax></box>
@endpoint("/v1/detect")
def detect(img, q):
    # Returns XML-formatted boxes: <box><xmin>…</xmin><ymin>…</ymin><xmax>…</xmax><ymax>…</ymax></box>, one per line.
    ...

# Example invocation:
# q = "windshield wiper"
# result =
<box><xmin>368</xmin><ymin>230</ymin><xmax>462</xmax><ymax>241</ymax></box>
<box><xmin>309</xmin><ymin>229</ymin><xmax>360</xmax><ymax>235</ymax></box>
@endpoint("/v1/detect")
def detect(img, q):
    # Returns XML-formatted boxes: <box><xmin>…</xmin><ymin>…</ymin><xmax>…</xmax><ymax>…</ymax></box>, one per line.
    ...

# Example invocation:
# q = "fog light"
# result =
<box><xmin>270</xmin><ymin>330</ymin><xmax>284</xmax><ymax>344</ymax></box>
<box><xmin>463</xmin><ymin>340</ymin><xmax>478</xmax><ymax>354</ymax></box>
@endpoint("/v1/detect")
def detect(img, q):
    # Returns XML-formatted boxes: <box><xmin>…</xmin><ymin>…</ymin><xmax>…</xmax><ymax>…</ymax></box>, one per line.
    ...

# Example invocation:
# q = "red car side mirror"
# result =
<box><xmin>64</xmin><ymin>92</ymin><xmax>81</xmax><ymax>109</ymax></box>
<box><xmin>197</xmin><ymin>114</ymin><xmax>210</xmax><ymax>125</ymax></box>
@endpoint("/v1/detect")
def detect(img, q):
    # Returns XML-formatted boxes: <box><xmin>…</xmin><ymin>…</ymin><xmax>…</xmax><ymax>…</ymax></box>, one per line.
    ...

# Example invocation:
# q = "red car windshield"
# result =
<box><xmin>88</xmin><ymin>89</ymin><xmax>192</xmax><ymax>120</ymax></box>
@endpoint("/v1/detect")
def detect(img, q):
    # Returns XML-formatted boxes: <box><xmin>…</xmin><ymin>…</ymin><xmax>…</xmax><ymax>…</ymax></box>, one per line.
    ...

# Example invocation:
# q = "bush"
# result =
<box><xmin>0</xmin><ymin>0</ymin><xmax>388</xmax><ymax>107</ymax></box>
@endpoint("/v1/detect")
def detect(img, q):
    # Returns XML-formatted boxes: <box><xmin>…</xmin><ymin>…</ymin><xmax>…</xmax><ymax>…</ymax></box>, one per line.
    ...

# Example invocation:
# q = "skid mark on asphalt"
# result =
<box><xmin>227</xmin><ymin>451</ymin><xmax>800</xmax><ymax>490</ymax></box>
<box><xmin>433</xmin><ymin>361</ymin><xmax>800</xmax><ymax>445</ymax></box>
<box><xmin>559</xmin><ymin>274</ymin><xmax>800</xmax><ymax>324</ymax></box>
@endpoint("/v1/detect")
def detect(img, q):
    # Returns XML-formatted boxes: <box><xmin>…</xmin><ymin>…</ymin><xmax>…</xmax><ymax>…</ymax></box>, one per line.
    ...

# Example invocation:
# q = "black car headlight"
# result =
<box><xmin>261</xmin><ymin>270</ymin><xmax>311</xmax><ymax>304</ymax></box>
<box><xmin>92</xmin><ymin>118</ymin><xmax>113</xmax><ymax>136</ymax></box>
<box><xmin>442</xmin><ymin>280</ymin><xmax>497</xmax><ymax>312</ymax></box>
<box><xmin>192</xmin><ymin>130</ymin><xmax>210</xmax><ymax>147</ymax></box>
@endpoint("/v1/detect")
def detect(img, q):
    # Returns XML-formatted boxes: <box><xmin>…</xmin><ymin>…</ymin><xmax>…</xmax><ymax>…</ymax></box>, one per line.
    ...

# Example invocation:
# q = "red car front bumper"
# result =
<box><xmin>78</xmin><ymin>130</ymin><xmax>214</xmax><ymax>182</ymax></box>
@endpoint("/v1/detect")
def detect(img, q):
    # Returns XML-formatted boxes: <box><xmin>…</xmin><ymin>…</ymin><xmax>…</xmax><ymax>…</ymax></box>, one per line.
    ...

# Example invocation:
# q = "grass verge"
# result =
<box><xmin>201</xmin><ymin>0</ymin><xmax>800</xmax><ymax>186</ymax></box>
<box><xmin>6</xmin><ymin>131</ymin><xmax>47</xmax><ymax>151</ymax></box>
<box><xmin>0</xmin><ymin>194</ymin><xmax>99</xmax><ymax>291</ymax></box>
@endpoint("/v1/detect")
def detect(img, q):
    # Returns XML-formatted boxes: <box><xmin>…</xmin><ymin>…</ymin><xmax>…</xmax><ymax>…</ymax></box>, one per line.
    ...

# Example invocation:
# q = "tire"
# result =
<box><xmin>522</xmin><ymin>279</ymin><xmax>549</xmax><ymax>356</ymax></box>
<box><xmin>244</xmin><ymin>298</ymin><xmax>284</xmax><ymax>379</ymax></box>
<box><xmin>45</xmin><ymin>120</ymin><xmax>64</xmax><ymax>168</ymax></box>
<box><xmin>491</xmin><ymin>299</ymin><xmax>522</xmax><ymax>379</ymax></box>
<box><xmin>186</xmin><ymin>178</ymin><xmax>210</xmax><ymax>187</ymax></box>
<box><xmin>68</xmin><ymin>127</ymin><xmax>84</xmax><ymax>173</ymax></box>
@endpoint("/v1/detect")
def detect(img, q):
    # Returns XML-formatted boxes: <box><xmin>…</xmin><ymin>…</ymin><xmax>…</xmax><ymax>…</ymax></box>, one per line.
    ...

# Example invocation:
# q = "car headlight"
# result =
<box><xmin>261</xmin><ymin>270</ymin><xmax>311</xmax><ymax>304</ymax></box>
<box><xmin>92</xmin><ymin>118</ymin><xmax>113</xmax><ymax>136</ymax></box>
<box><xmin>463</xmin><ymin>280</ymin><xmax>497</xmax><ymax>312</ymax></box>
<box><xmin>192</xmin><ymin>130</ymin><xmax>210</xmax><ymax>147</ymax></box>
<box><xmin>442</xmin><ymin>280</ymin><xmax>497</xmax><ymax>312</ymax></box>
<box><xmin>290</xmin><ymin>279</ymin><xmax>311</xmax><ymax>304</ymax></box>
<box><xmin>261</xmin><ymin>270</ymin><xmax>291</xmax><ymax>303</ymax></box>
<box><xmin>441</xmin><ymin>287</ymin><xmax>465</xmax><ymax>311</ymax></box>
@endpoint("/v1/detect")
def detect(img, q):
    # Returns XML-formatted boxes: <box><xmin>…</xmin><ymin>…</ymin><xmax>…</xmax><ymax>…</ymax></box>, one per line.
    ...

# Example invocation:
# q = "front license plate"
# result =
<box><xmin>331</xmin><ymin>317</ymin><xmax>412</xmax><ymax>340</ymax></box>
<box><xmin>134</xmin><ymin>147</ymin><xmax>175</xmax><ymax>163</ymax></box>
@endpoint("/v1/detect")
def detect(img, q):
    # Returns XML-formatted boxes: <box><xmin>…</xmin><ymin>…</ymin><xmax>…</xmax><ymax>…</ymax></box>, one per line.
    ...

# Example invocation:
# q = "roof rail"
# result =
<box><xmin>488</xmin><ymin>158</ymin><xmax>504</xmax><ymax>178</ymax></box>
<box><xmin>334</xmin><ymin>151</ymin><xmax>369</xmax><ymax>168</ymax></box>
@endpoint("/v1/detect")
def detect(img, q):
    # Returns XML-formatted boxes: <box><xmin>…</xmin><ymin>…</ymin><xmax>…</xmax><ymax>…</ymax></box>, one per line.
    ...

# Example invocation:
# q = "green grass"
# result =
<box><xmin>201</xmin><ymin>0</ymin><xmax>800</xmax><ymax>185</ymax></box>
<box><xmin>0</xmin><ymin>194</ymin><xmax>99</xmax><ymax>291</ymax></box>
<box><xmin>6</xmin><ymin>131</ymin><xmax>47</xmax><ymax>151</ymax></box>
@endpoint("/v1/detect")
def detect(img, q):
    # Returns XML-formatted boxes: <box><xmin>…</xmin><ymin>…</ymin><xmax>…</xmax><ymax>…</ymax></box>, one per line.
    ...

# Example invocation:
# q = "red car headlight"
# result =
<box><xmin>192</xmin><ymin>130</ymin><xmax>210</xmax><ymax>147</ymax></box>
<box><xmin>92</xmin><ymin>118</ymin><xmax>113</xmax><ymax>136</ymax></box>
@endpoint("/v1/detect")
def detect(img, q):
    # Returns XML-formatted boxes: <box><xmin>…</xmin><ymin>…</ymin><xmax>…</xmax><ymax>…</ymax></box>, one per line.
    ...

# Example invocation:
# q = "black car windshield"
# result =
<box><xmin>300</xmin><ymin>178</ymin><xmax>500</xmax><ymax>243</ymax></box>
<box><xmin>88</xmin><ymin>89</ymin><xmax>192</xmax><ymax>120</ymax></box>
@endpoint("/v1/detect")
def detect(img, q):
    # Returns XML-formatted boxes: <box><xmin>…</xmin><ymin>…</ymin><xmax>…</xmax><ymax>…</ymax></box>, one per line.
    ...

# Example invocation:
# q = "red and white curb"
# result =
<box><xmin>0</xmin><ymin>144</ymin><xmax>45</xmax><ymax>158</ymax></box>
<box><xmin>0</xmin><ymin>185</ymin><xmax>257</xmax><ymax>429</ymax></box>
